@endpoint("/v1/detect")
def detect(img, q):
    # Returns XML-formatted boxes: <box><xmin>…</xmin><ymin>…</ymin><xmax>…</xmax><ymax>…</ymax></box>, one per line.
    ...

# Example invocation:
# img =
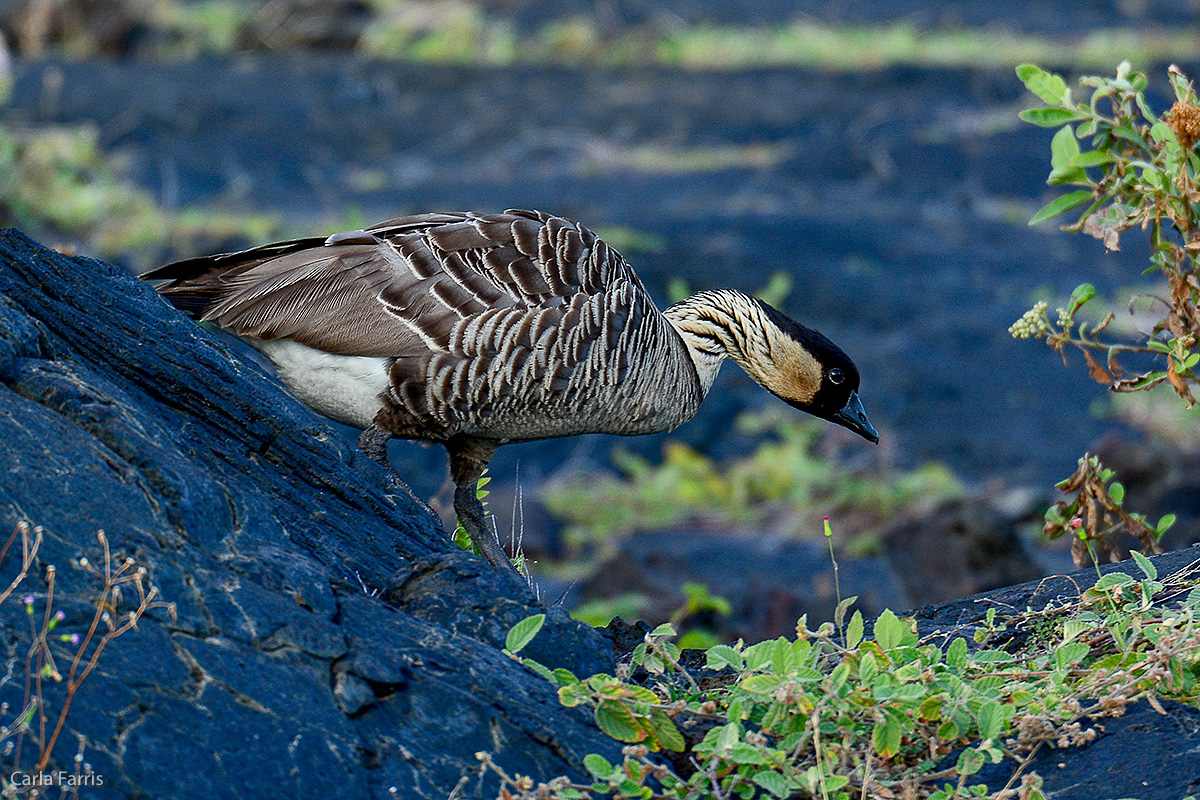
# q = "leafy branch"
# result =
<box><xmin>1012</xmin><ymin>62</ymin><xmax>1200</xmax><ymax>404</ymax></box>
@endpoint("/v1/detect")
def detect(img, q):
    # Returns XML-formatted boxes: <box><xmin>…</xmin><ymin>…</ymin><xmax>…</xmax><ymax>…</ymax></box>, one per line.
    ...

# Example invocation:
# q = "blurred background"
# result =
<box><xmin>3</xmin><ymin>0</ymin><xmax>1200</xmax><ymax>645</ymax></box>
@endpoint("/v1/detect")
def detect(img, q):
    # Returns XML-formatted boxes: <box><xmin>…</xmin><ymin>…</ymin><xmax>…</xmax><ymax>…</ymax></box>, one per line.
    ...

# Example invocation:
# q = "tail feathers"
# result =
<box><xmin>141</xmin><ymin>236</ymin><xmax>330</xmax><ymax>315</ymax></box>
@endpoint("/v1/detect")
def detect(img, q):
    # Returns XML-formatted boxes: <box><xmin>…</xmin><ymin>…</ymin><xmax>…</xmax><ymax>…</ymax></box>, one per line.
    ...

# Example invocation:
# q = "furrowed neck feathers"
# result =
<box><xmin>663</xmin><ymin>289</ymin><xmax>824</xmax><ymax>406</ymax></box>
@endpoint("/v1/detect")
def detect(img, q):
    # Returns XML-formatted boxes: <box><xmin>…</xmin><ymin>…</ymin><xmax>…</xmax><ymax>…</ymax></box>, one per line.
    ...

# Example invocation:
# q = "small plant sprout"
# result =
<box><xmin>1</xmin><ymin>522</ymin><xmax>176</xmax><ymax>783</ymax></box>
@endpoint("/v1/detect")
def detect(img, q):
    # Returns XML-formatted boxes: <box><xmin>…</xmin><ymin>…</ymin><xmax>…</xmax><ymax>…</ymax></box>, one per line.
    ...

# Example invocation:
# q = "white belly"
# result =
<box><xmin>251</xmin><ymin>339</ymin><xmax>390</xmax><ymax>429</ymax></box>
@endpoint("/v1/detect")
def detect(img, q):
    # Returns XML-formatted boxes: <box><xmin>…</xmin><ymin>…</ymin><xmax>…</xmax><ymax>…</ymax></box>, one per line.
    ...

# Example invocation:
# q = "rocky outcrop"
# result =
<box><xmin>3</xmin><ymin>229</ymin><xmax>1199</xmax><ymax>800</ymax></box>
<box><xmin>0</xmin><ymin>229</ymin><xmax>619</xmax><ymax>799</ymax></box>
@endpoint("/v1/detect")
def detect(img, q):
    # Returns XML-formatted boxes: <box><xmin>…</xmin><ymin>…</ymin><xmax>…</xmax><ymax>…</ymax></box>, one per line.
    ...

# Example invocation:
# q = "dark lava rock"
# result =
<box><xmin>3</xmin><ymin>228</ymin><xmax>1199</xmax><ymax>800</ymax></box>
<box><xmin>882</xmin><ymin>495</ymin><xmax>1043</xmax><ymax>606</ymax></box>
<box><xmin>967</xmin><ymin>698</ymin><xmax>1200</xmax><ymax>799</ymax></box>
<box><xmin>0</xmin><ymin>229</ymin><xmax>620</xmax><ymax>799</ymax></box>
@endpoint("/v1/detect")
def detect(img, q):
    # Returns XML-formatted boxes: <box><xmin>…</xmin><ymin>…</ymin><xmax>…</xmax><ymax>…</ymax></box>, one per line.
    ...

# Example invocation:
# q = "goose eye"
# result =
<box><xmin>828</xmin><ymin>368</ymin><xmax>845</xmax><ymax>385</ymax></box>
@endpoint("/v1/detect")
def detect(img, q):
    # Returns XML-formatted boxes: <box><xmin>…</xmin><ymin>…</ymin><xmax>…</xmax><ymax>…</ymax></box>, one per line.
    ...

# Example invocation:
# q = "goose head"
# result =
<box><xmin>751</xmin><ymin>302</ymin><xmax>879</xmax><ymax>443</ymax></box>
<box><xmin>665</xmin><ymin>290</ymin><xmax>879</xmax><ymax>443</ymax></box>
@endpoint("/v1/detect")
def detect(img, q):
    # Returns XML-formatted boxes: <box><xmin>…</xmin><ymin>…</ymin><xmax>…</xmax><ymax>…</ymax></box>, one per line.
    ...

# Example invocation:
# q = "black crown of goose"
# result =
<box><xmin>144</xmin><ymin>209</ymin><xmax>878</xmax><ymax>572</ymax></box>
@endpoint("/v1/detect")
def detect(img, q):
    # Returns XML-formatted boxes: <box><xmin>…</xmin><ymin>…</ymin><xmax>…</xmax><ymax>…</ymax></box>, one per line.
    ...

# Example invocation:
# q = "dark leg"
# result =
<box><xmin>445</xmin><ymin>437</ymin><xmax>514</xmax><ymax>571</ymax></box>
<box><xmin>357</xmin><ymin>424</ymin><xmax>438</xmax><ymax>522</ymax></box>
<box><xmin>358</xmin><ymin>425</ymin><xmax>394</xmax><ymax>470</ymax></box>
<box><xmin>454</xmin><ymin>483</ymin><xmax>514</xmax><ymax>570</ymax></box>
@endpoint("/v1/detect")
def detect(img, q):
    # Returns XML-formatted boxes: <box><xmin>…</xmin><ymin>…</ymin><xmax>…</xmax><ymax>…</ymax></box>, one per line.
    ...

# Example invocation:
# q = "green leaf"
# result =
<box><xmin>937</xmin><ymin>719</ymin><xmax>960</xmax><ymax>740</ymax></box>
<box><xmin>833</xmin><ymin>594</ymin><xmax>857</xmax><ymax>629</ymax></box>
<box><xmin>584</xmin><ymin>753</ymin><xmax>614</xmax><ymax>779</ymax></box>
<box><xmin>558</xmin><ymin>682</ymin><xmax>588</xmax><ymax>707</ymax></box>
<box><xmin>1071</xmin><ymin>150</ymin><xmax>1116</xmax><ymax>167</ymax></box>
<box><xmin>891</xmin><ymin>683</ymin><xmax>928</xmax><ymax>702</ymax></box>
<box><xmin>1030</xmin><ymin>190</ymin><xmax>1092</xmax><ymax>225</ymax></box>
<box><xmin>1019</xmin><ymin>107</ymin><xmax>1085</xmax><ymax>127</ymax></box>
<box><xmin>707</xmin><ymin>644</ymin><xmax>744</xmax><ymax>672</ymax></box>
<box><xmin>506</xmin><ymin>613</ymin><xmax>545</xmax><ymax>654</ymax></box>
<box><xmin>1131</xmin><ymin>550</ymin><xmax>1157</xmax><ymax>579</ymax></box>
<box><xmin>741</xmin><ymin>674</ymin><xmax>781</xmax><ymax>694</ymax></box>
<box><xmin>1050</xmin><ymin>125</ymin><xmax>1080</xmax><ymax>169</ymax></box>
<box><xmin>1068</xmin><ymin>283</ymin><xmax>1097</xmax><ymax>313</ymax></box>
<box><xmin>1048</xmin><ymin>166</ymin><xmax>1089</xmax><ymax>186</ymax></box>
<box><xmin>595</xmin><ymin>699</ymin><xmax>644</xmax><ymax>743</ymax></box>
<box><xmin>872</xmin><ymin>713</ymin><xmax>902</xmax><ymax>757</ymax></box>
<box><xmin>1055</xmin><ymin>641</ymin><xmax>1090</xmax><ymax>670</ymax></box>
<box><xmin>650</xmin><ymin>710</ymin><xmax>686</xmax><ymax>752</ymax></box>
<box><xmin>975</xmin><ymin>700</ymin><xmax>1004</xmax><ymax>740</ymax></box>
<box><xmin>845</xmin><ymin>610</ymin><xmax>865</xmax><ymax>649</ymax></box>
<box><xmin>1095</xmin><ymin>572</ymin><xmax>1135</xmax><ymax>589</ymax></box>
<box><xmin>859</xmin><ymin>651</ymin><xmax>879</xmax><ymax>683</ymax></box>
<box><xmin>1016</xmin><ymin>64</ymin><xmax>1069</xmax><ymax>105</ymax></box>
<box><xmin>1061</xmin><ymin>619</ymin><xmax>1092</xmax><ymax>644</ymax></box>
<box><xmin>920</xmin><ymin>695</ymin><xmax>945</xmax><ymax>721</ymax></box>
<box><xmin>1157</xmin><ymin>514</ymin><xmax>1177</xmax><ymax>534</ymax></box>
<box><xmin>946</xmin><ymin>637</ymin><xmax>968</xmax><ymax>669</ymax></box>
<box><xmin>1109</xmin><ymin>481</ymin><xmax>1125</xmax><ymax>505</ymax></box>
<box><xmin>523</xmin><ymin>658</ymin><xmax>555</xmax><ymax>682</ymax></box>
<box><xmin>956</xmin><ymin>746</ymin><xmax>985</xmax><ymax>776</ymax></box>
<box><xmin>650</xmin><ymin>622</ymin><xmax>676</xmax><ymax>637</ymax></box>
<box><xmin>874</xmin><ymin>609</ymin><xmax>907</xmax><ymax>651</ymax></box>
<box><xmin>752</xmin><ymin>772</ymin><xmax>792</xmax><ymax>799</ymax></box>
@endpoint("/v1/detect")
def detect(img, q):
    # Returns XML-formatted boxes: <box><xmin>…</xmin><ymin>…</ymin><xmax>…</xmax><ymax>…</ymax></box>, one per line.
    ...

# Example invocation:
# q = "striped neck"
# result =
<box><xmin>663</xmin><ymin>289</ymin><xmax>824</xmax><ymax>406</ymax></box>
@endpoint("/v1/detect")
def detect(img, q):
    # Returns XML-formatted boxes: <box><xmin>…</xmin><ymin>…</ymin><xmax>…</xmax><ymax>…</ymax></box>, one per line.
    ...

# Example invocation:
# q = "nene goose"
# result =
<box><xmin>143</xmin><ymin>209</ymin><xmax>878</xmax><ymax>571</ymax></box>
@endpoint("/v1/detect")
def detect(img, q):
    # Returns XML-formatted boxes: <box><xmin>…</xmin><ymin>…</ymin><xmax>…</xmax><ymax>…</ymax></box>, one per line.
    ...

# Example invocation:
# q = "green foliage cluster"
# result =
<box><xmin>493</xmin><ymin>556</ymin><xmax>1200</xmax><ymax>800</ymax></box>
<box><xmin>572</xmin><ymin>582</ymin><xmax>733</xmax><ymax>651</ymax></box>
<box><xmin>0</xmin><ymin>112</ymin><xmax>276</xmax><ymax>265</ymax></box>
<box><xmin>540</xmin><ymin>410</ymin><xmax>959</xmax><ymax>557</ymax></box>
<box><xmin>1012</xmin><ymin>63</ymin><xmax>1200</xmax><ymax>406</ymax></box>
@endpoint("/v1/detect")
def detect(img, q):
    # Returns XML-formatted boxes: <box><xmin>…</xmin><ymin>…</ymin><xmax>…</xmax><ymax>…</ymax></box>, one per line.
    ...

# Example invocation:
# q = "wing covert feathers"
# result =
<box><xmin>145</xmin><ymin>210</ymin><xmax>706</xmax><ymax>443</ymax></box>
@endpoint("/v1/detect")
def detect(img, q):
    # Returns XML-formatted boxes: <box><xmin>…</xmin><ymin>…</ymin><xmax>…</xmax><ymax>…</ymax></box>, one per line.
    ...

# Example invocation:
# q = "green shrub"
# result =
<box><xmin>1012</xmin><ymin>62</ymin><xmax>1200</xmax><ymax>406</ymax></box>
<box><xmin>492</xmin><ymin>557</ymin><xmax>1200</xmax><ymax>799</ymax></box>
<box><xmin>540</xmin><ymin>410</ymin><xmax>959</xmax><ymax>558</ymax></box>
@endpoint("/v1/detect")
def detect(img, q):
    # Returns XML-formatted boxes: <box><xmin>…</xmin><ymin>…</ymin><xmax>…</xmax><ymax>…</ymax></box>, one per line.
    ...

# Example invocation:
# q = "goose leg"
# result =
<box><xmin>454</xmin><ymin>482</ymin><xmax>514</xmax><ymax>570</ymax></box>
<box><xmin>358</xmin><ymin>425</ymin><xmax>394</xmax><ymax>469</ymax></box>
<box><xmin>357</xmin><ymin>424</ymin><xmax>439</xmax><ymax>521</ymax></box>
<box><xmin>445</xmin><ymin>436</ymin><xmax>514</xmax><ymax>571</ymax></box>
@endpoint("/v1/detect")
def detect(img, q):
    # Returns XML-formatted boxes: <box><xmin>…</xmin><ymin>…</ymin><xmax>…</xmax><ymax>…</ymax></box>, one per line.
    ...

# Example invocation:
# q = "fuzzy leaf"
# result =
<box><xmin>872</xmin><ymin>713</ymin><xmax>902</xmax><ymax>757</ymax></box>
<box><xmin>505</xmin><ymin>614</ymin><xmax>545</xmax><ymax>654</ymax></box>
<box><xmin>1016</xmin><ymin>64</ymin><xmax>1069</xmax><ymax>105</ymax></box>
<box><xmin>1131</xmin><ymin>550</ymin><xmax>1157</xmax><ymax>579</ymax></box>
<box><xmin>1055</xmin><ymin>641</ymin><xmax>1091</xmax><ymax>670</ymax></box>
<box><xmin>975</xmin><ymin>700</ymin><xmax>1005</xmax><ymax>740</ymax></box>
<box><xmin>707</xmin><ymin>644</ymin><xmax>744</xmax><ymax>672</ymax></box>
<box><xmin>845</xmin><ymin>610</ymin><xmax>865</xmax><ymax>649</ymax></box>
<box><xmin>752</xmin><ymin>772</ymin><xmax>792</xmax><ymax>799</ymax></box>
<box><xmin>650</xmin><ymin>710</ymin><xmax>686</xmax><ymax>752</ymax></box>
<box><xmin>595</xmin><ymin>700</ymin><xmax>644</xmax><ymax>743</ymax></box>
<box><xmin>873</xmin><ymin>609</ymin><xmax>907</xmax><ymax>651</ymax></box>
<box><xmin>946</xmin><ymin>637</ymin><xmax>968</xmax><ymax>669</ymax></box>
<box><xmin>583</xmin><ymin>753</ymin><xmax>614</xmax><ymax>779</ymax></box>
<box><xmin>1020</xmin><ymin>107</ymin><xmax>1085</xmax><ymax>127</ymax></box>
<box><xmin>1030</xmin><ymin>190</ymin><xmax>1092</xmax><ymax>225</ymax></box>
<box><xmin>741</xmin><ymin>674</ymin><xmax>782</xmax><ymax>694</ymax></box>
